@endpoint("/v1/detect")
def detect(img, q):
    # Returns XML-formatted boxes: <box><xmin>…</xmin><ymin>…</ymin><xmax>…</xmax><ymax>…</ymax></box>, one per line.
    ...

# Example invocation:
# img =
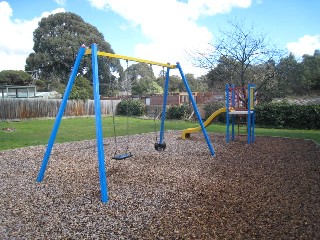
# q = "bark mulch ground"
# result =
<box><xmin>1</xmin><ymin>131</ymin><xmax>319</xmax><ymax>239</ymax></box>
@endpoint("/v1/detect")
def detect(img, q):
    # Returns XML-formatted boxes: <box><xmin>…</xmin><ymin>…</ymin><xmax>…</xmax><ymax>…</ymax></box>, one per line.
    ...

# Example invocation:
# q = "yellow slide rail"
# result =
<box><xmin>181</xmin><ymin>107</ymin><xmax>227</xmax><ymax>139</ymax></box>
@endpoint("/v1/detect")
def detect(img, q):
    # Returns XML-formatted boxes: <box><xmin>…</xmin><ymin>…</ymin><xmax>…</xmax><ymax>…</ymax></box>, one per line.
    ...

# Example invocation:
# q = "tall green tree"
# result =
<box><xmin>206</xmin><ymin>56</ymin><xmax>240</xmax><ymax>90</ymax></box>
<box><xmin>125</xmin><ymin>62</ymin><xmax>163</xmax><ymax>95</ymax></box>
<box><xmin>276</xmin><ymin>53</ymin><xmax>304</xmax><ymax>97</ymax></box>
<box><xmin>167</xmin><ymin>75</ymin><xmax>184</xmax><ymax>92</ymax></box>
<box><xmin>155</xmin><ymin>71</ymin><xmax>208</xmax><ymax>93</ymax></box>
<box><xmin>301</xmin><ymin>50</ymin><xmax>320</xmax><ymax>91</ymax></box>
<box><xmin>25</xmin><ymin>12</ymin><xmax>123</xmax><ymax>94</ymax></box>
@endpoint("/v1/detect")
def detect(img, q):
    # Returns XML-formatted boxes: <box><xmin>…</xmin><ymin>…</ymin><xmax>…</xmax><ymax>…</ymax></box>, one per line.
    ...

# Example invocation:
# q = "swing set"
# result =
<box><xmin>36</xmin><ymin>43</ymin><xmax>215</xmax><ymax>203</ymax></box>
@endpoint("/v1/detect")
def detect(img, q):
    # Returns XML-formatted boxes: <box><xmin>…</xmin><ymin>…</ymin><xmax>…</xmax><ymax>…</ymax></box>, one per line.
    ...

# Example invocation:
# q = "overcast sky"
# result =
<box><xmin>1</xmin><ymin>0</ymin><xmax>319</xmax><ymax>76</ymax></box>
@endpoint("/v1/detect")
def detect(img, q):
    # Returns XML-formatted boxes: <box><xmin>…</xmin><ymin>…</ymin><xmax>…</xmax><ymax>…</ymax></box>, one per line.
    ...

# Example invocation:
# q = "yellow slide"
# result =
<box><xmin>181</xmin><ymin>107</ymin><xmax>227</xmax><ymax>139</ymax></box>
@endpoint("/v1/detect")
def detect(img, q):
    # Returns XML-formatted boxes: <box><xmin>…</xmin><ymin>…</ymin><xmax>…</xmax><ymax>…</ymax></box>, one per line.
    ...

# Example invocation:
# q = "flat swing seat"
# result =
<box><xmin>112</xmin><ymin>153</ymin><xmax>133</xmax><ymax>160</ymax></box>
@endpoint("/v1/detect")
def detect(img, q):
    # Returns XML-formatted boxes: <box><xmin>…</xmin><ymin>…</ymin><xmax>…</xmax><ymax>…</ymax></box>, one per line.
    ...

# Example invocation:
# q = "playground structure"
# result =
<box><xmin>226</xmin><ymin>83</ymin><xmax>255</xmax><ymax>144</ymax></box>
<box><xmin>181</xmin><ymin>83</ymin><xmax>255</xmax><ymax>144</ymax></box>
<box><xmin>36</xmin><ymin>43</ymin><xmax>216</xmax><ymax>203</ymax></box>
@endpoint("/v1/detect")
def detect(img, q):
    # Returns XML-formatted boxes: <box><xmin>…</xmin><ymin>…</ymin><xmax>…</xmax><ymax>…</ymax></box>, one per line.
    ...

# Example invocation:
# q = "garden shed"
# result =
<box><xmin>0</xmin><ymin>85</ymin><xmax>37</xmax><ymax>98</ymax></box>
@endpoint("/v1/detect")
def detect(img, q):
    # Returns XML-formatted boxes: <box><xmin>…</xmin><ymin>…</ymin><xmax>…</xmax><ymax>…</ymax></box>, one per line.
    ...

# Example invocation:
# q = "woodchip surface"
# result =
<box><xmin>1</xmin><ymin>131</ymin><xmax>319</xmax><ymax>239</ymax></box>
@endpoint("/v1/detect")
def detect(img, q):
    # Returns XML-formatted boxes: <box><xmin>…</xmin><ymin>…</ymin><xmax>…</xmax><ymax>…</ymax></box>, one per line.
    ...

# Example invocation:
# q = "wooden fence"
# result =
<box><xmin>0</xmin><ymin>98</ymin><xmax>121</xmax><ymax>120</ymax></box>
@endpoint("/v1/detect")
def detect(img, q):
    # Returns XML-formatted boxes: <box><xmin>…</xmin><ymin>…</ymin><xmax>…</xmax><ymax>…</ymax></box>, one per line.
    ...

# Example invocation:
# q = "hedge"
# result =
<box><xmin>166</xmin><ymin>104</ymin><xmax>192</xmax><ymax>120</ymax></box>
<box><xmin>255</xmin><ymin>103</ymin><xmax>320</xmax><ymax>129</ymax></box>
<box><xmin>116</xmin><ymin>99</ymin><xmax>145</xmax><ymax>116</ymax></box>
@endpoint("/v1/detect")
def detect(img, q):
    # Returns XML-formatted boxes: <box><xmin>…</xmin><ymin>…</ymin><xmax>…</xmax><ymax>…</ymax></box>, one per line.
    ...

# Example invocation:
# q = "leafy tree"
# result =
<box><xmin>150</xmin><ymin>81</ymin><xmax>163</xmax><ymax>94</ymax></box>
<box><xmin>66</xmin><ymin>76</ymin><xmax>93</xmax><ymax>100</ymax></box>
<box><xmin>131</xmin><ymin>78</ymin><xmax>163</xmax><ymax>95</ymax></box>
<box><xmin>34</xmin><ymin>77</ymin><xmax>65</xmax><ymax>92</ymax></box>
<box><xmin>0</xmin><ymin>70</ymin><xmax>33</xmax><ymax>85</ymax></box>
<box><xmin>193</xmin><ymin>18</ymin><xmax>283</xmax><ymax>103</ymax></box>
<box><xmin>35</xmin><ymin>79</ymin><xmax>47</xmax><ymax>91</ymax></box>
<box><xmin>205</xmin><ymin>56</ymin><xmax>240</xmax><ymax>90</ymax></box>
<box><xmin>167</xmin><ymin>75</ymin><xmax>184</xmax><ymax>92</ymax></box>
<box><xmin>155</xmin><ymin>72</ymin><xmax>208</xmax><ymax>93</ymax></box>
<box><xmin>248</xmin><ymin>59</ymin><xmax>279</xmax><ymax>102</ymax></box>
<box><xmin>193</xmin><ymin>75</ymin><xmax>209</xmax><ymax>92</ymax></box>
<box><xmin>184</xmin><ymin>73</ymin><xmax>199</xmax><ymax>92</ymax></box>
<box><xmin>275</xmin><ymin>53</ymin><xmax>304</xmax><ymax>97</ymax></box>
<box><xmin>126</xmin><ymin>62</ymin><xmax>156</xmax><ymax>81</ymax></box>
<box><xmin>301</xmin><ymin>50</ymin><xmax>320</xmax><ymax>91</ymax></box>
<box><xmin>174</xmin><ymin>73</ymin><xmax>208</xmax><ymax>92</ymax></box>
<box><xmin>125</xmin><ymin>62</ymin><xmax>163</xmax><ymax>95</ymax></box>
<box><xmin>25</xmin><ymin>12</ymin><xmax>123</xmax><ymax>94</ymax></box>
<box><xmin>125</xmin><ymin>63</ymin><xmax>205</xmax><ymax>94</ymax></box>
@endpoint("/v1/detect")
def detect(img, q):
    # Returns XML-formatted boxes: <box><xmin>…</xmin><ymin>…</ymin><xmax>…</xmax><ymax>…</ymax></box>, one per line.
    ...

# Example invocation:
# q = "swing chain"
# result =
<box><xmin>153</xmin><ymin>108</ymin><xmax>158</xmax><ymax>142</ymax></box>
<box><xmin>107</xmin><ymin>57</ymin><xmax>120</xmax><ymax>156</ymax></box>
<box><xmin>154</xmin><ymin>66</ymin><xmax>166</xmax><ymax>151</ymax></box>
<box><xmin>111</xmin><ymin>59</ymin><xmax>133</xmax><ymax>160</ymax></box>
<box><xmin>124</xmin><ymin>60</ymin><xmax>131</xmax><ymax>154</ymax></box>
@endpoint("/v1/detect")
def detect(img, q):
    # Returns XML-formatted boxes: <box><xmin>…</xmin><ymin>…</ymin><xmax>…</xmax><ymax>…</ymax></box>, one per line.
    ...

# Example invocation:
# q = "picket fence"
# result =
<box><xmin>0</xmin><ymin>98</ymin><xmax>121</xmax><ymax>120</ymax></box>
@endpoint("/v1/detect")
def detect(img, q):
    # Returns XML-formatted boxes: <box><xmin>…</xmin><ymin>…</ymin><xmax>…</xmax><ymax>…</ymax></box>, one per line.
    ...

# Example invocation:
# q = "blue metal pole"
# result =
<box><xmin>231</xmin><ymin>84</ymin><xmax>235</xmax><ymax>141</ymax></box>
<box><xmin>252</xmin><ymin>111</ymin><xmax>255</xmax><ymax>142</ymax></box>
<box><xmin>159</xmin><ymin>67</ymin><xmax>170</xmax><ymax>144</ymax></box>
<box><xmin>91</xmin><ymin>43</ymin><xmax>108</xmax><ymax>203</ymax></box>
<box><xmin>247</xmin><ymin>84</ymin><xmax>251</xmax><ymax>144</ymax></box>
<box><xmin>177</xmin><ymin>62</ymin><xmax>215</xmax><ymax>156</ymax></box>
<box><xmin>37</xmin><ymin>45</ymin><xmax>86</xmax><ymax>182</ymax></box>
<box><xmin>250</xmin><ymin>83</ymin><xmax>256</xmax><ymax>143</ymax></box>
<box><xmin>226</xmin><ymin>84</ymin><xmax>230</xmax><ymax>143</ymax></box>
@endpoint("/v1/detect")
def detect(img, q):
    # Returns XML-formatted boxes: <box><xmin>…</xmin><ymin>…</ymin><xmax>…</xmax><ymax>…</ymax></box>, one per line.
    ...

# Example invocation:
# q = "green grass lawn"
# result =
<box><xmin>0</xmin><ymin>116</ymin><xmax>319</xmax><ymax>151</ymax></box>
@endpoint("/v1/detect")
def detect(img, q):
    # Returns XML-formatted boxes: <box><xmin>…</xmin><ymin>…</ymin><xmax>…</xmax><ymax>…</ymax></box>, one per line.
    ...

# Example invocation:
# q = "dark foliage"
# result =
<box><xmin>0</xmin><ymin>70</ymin><xmax>33</xmax><ymax>86</ymax></box>
<box><xmin>203</xmin><ymin>101</ymin><xmax>225</xmax><ymax>122</ymax></box>
<box><xmin>166</xmin><ymin>104</ymin><xmax>192</xmax><ymax>120</ymax></box>
<box><xmin>116</xmin><ymin>99</ymin><xmax>145</xmax><ymax>116</ymax></box>
<box><xmin>25</xmin><ymin>12</ymin><xmax>123</xmax><ymax>95</ymax></box>
<box><xmin>255</xmin><ymin>103</ymin><xmax>320</xmax><ymax>129</ymax></box>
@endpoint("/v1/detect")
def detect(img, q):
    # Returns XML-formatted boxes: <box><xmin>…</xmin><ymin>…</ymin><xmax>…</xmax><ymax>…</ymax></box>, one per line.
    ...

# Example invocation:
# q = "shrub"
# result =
<box><xmin>255</xmin><ymin>103</ymin><xmax>320</xmax><ymax>129</ymax></box>
<box><xmin>68</xmin><ymin>76</ymin><xmax>93</xmax><ymax>100</ymax></box>
<box><xmin>166</xmin><ymin>104</ymin><xmax>192</xmax><ymax>120</ymax></box>
<box><xmin>203</xmin><ymin>101</ymin><xmax>225</xmax><ymax>123</ymax></box>
<box><xmin>117</xmin><ymin>99</ymin><xmax>145</xmax><ymax>116</ymax></box>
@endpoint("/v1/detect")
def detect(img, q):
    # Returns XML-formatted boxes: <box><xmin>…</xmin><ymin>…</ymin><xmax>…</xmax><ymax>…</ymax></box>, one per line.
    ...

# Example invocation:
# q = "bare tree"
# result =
<box><xmin>193</xmin><ymin>18</ymin><xmax>283</xmax><ymax>101</ymax></box>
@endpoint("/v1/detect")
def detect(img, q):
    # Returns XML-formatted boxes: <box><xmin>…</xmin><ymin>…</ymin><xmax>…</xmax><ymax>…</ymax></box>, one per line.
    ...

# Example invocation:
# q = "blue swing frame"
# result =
<box><xmin>36</xmin><ymin>44</ymin><xmax>215</xmax><ymax>204</ymax></box>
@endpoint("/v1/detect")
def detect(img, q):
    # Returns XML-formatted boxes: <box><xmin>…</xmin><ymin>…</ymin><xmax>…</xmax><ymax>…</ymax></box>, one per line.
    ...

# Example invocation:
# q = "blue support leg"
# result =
<box><xmin>225</xmin><ymin>84</ymin><xmax>230</xmax><ymax>143</ymax></box>
<box><xmin>232</xmin><ymin>115</ymin><xmax>235</xmax><ymax>141</ymax></box>
<box><xmin>91</xmin><ymin>43</ymin><xmax>108</xmax><ymax>203</ymax></box>
<box><xmin>252</xmin><ymin>111</ymin><xmax>255</xmax><ymax>142</ymax></box>
<box><xmin>177</xmin><ymin>63</ymin><xmax>215</xmax><ymax>156</ymax></box>
<box><xmin>226</xmin><ymin>112</ymin><xmax>230</xmax><ymax>143</ymax></box>
<box><xmin>247</xmin><ymin>114</ymin><xmax>251</xmax><ymax>144</ymax></box>
<box><xmin>37</xmin><ymin>45</ymin><xmax>86</xmax><ymax>182</ymax></box>
<box><xmin>247</xmin><ymin>84</ymin><xmax>251</xmax><ymax>144</ymax></box>
<box><xmin>231</xmin><ymin>84</ymin><xmax>235</xmax><ymax>141</ymax></box>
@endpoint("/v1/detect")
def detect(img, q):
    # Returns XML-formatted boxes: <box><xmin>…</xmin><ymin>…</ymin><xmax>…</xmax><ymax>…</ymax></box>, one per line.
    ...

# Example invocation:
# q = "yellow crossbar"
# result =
<box><xmin>85</xmin><ymin>49</ymin><xmax>176</xmax><ymax>69</ymax></box>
